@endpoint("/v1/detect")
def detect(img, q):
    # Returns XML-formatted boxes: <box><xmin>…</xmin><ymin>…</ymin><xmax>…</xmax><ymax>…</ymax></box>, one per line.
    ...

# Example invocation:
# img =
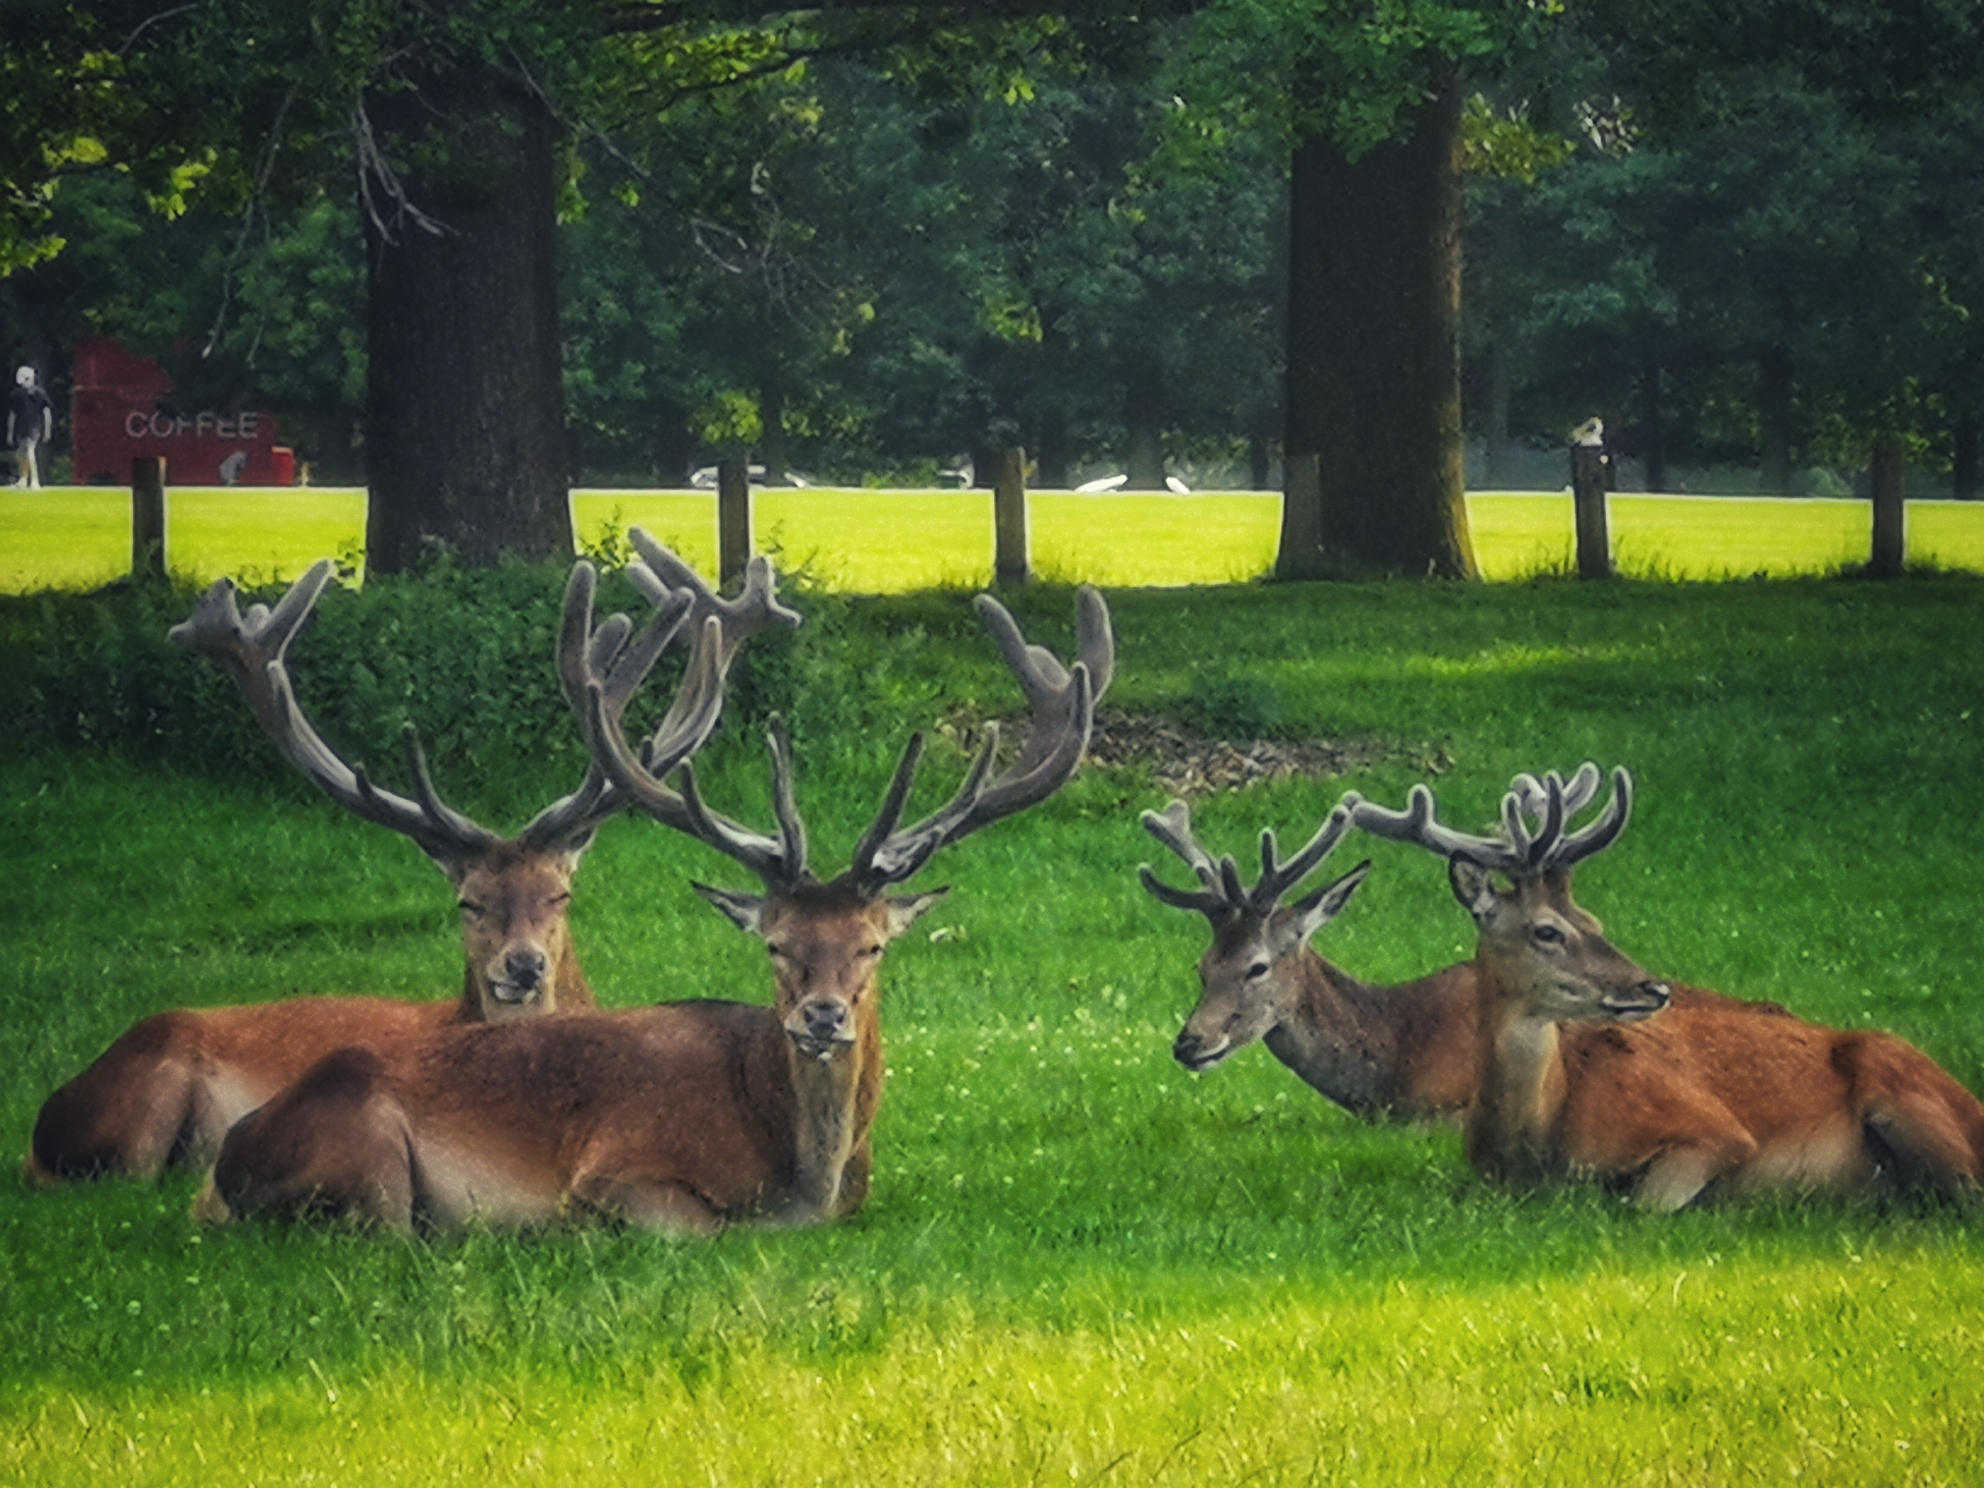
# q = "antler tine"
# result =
<box><xmin>1142</xmin><ymin>801</ymin><xmax>1223</xmax><ymax>888</ymax></box>
<box><xmin>522</xmin><ymin>559</ymin><xmax>701</xmax><ymax>851</ymax></box>
<box><xmin>624</xmin><ymin>531</ymin><xmax>800</xmax><ymax>753</ymax></box>
<box><xmin>1543</xmin><ymin>766</ymin><xmax>1633</xmax><ymax>873</ymax></box>
<box><xmin>971</xmin><ymin>588</ymin><xmax>1114</xmax><ymax>778</ymax></box>
<box><xmin>1250</xmin><ymin>800</ymin><xmax>1356</xmax><ymax>911</ymax></box>
<box><xmin>1348</xmin><ymin>782</ymin><xmax>1526</xmax><ymax>874</ymax></box>
<box><xmin>171</xmin><ymin>562</ymin><xmax>498</xmax><ymax>860</ymax></box>
<box><xmin>1136</xmin><ymin>799</ymin><xmax>1238</xmax><ymax>920</ymax></box>
<box><xmin>627</xmin><ymin>528</ymin><xmax>802</xmax><ymax>672</ymax></box>
<box><xmin>1352</xmin><ymin>766</ymin><xmax>1634</xmax><ymax>879</ymax></box>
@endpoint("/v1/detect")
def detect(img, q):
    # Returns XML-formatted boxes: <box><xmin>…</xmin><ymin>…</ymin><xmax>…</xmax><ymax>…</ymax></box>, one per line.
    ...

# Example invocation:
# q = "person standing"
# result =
<box><xmin>9</xmin><ymin>366</ymin><xmax>54</xmax><ymax>489</ymax></box>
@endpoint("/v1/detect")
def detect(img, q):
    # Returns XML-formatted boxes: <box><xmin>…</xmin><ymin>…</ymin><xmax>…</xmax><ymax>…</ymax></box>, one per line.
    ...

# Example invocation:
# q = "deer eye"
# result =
<box><xmin>859</xmin><ymin>944</ymin><xmax>883</xmax><ymax>959</ymax></box>
<box><xmin>1531</xmin><ymin>924</ymin><xmax>1566</xmax><ymax>947</ymax></box>
<box><xmin>458</xmin><ymin>900</ymin><xmax>487</xmax><ymax>919</ymax></box>
<box><xmin>1244</xmin><ymin>961</ymin><xmax>1271</xmax><ymax>981</ymax></box>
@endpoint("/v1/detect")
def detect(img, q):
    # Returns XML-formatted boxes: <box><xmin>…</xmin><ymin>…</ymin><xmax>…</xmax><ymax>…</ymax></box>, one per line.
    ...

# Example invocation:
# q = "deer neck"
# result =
<box><xmin>781</xmin><ymin>991</ymin><xmax>884</xmax><ymax>1221</ymax></box>
<box><xmin>1263</xmin><ymin>954</ymin><xmax>1403</xmax><ymax>1116</ymax></box>
<box><xmin>1466</xmin><ymin>970</ymin><xmax>1568</xmax><ymax>1185</ymax></box>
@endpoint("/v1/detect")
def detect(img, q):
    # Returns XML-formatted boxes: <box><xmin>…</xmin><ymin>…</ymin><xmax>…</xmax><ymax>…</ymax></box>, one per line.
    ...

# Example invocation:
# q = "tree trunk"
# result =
<box><xmin>1869</xmin><ymin>432</ymin><xmax>1906</xmax><ymax>577</ymax></box>
<box><xmin>1278</xmin><ymin>74</ymin><xmax>1475</xmax><ymax>579</ymax></box>
<box><xmin>652</xmin><ymin>395</ymin><xmax>693</xmax><ymax>487</ymax></box>
<box><xmin>1953</xmin><ymin>412</ymin><xmax>1978</xmax><ymax>501</ymax></box>
<box><xmin>1638</xmin><ymin>341</ymin><xmax>1667</xmax><ymax>494</ymax></box>
<box><xmin>1483</xmin><ymin>340</ymin><xmax>1512</xmax><ymax>489</ymax></box>
<box><xmin>362</xmin><ymin>67</ymin><xmax>570</xmax><ymax>574</ymax></box>
<box><xmin>1759</xmin><ymin>344</ymin><xmax>1794</xmax><ymax>496</ymax></box>
<box><xmin>1123</xmin><ymin>363</ymin><xmax>1166</xmax><ymax>490</ymax></box>
<box><xmin>1032</xmin><ymin>407</ymin><xmax>1070</xmax><ymax>490</ymax></box>
<box><xmin>759</xmin><ymin>373</ymin><xmax>788</xmax><ymax>486</ymax></box>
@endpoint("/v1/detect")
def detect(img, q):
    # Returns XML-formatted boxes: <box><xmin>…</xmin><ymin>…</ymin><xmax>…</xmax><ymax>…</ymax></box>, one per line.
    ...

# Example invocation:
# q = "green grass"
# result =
<box><xmin>4</xmin><ymin>576</ymin><xmax>1984</xmax><ymax>1483</ymax></box>
<box><xmin>8</xmin><ymin>487</ymin><xmax>1984</xmax><ymax>593</ymax></box>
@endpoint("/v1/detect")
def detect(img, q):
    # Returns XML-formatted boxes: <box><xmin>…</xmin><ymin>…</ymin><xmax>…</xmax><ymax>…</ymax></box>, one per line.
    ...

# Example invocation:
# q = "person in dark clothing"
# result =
<box><xmin>9</xmin><ymin>366</ymin><xmax>54</xmax><ymax>488</ymax></box>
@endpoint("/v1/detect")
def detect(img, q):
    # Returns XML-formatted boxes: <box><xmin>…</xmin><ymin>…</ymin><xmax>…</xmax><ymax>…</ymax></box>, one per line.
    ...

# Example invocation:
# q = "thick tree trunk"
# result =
<box><xmin>1278</xmin><ymin>75</ymin><xmax>1475</xmax><ymax>579</ymax></box>
<box><xmin>1869</xmin><ymin>432</ymin><xmax>1906</xmax><ymax>577</ymax></box>
<box><xmin>363</xmin><ymin>68</ymin><xmax>570</xmax><ymax>574</ymax></box>
<box><xmin>1759</xmin><ymin>344</ymin><xmax>1794</xmax><ymax>496</ymax></box>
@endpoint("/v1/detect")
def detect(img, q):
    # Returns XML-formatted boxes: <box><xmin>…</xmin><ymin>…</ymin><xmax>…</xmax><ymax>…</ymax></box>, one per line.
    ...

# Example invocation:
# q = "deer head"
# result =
<box><xmin>1347</xmin><ymin>765</ymin><xmax>1670</xmax><ymax>1029</ymax></box>
<box><xmin>592</xmin><ymin>586</ymin><xmax>1112</xmax><ymax>1034</ymax></box>
<box><xmin>1138</xmin><ymin>798</ymin><xmax>1371</xmax><ymax>1071</ymax></box>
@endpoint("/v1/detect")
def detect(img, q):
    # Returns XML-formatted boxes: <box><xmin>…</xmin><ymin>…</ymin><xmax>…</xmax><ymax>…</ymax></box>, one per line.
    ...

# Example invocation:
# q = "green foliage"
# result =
<box><xmin>1179</xmin><ymin>670</ymin><xmax>1288</xmax><ymax>739</ymax></box>
<box><xmin>0</xmin><ymin>559</ymin><xmax>638</xmax><ymax>822</ymax></box>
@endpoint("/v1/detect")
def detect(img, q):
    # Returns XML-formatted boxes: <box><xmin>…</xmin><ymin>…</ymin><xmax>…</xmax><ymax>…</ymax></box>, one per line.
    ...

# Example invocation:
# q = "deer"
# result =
<box><xmin>27</xmin><ymin>530</ymin><xmax>798</xmax><ymax>1184</ymax></box>
<box><xmin>1347</xmin><ymin>764</ymin><xmax>1984</xmax><ymax>1209</ymax></box>
<box><xmin>1138</xmin><ymin>798</ymin><xmax>1478</xmax><ymax>1122</ymax></box>
<box><xmin>1137</xmin><ymin>794</ymin><xmax>1784</xmax><ymax>1126</ymax></box>
<box><xmin>193</xmin><ymin>586</ymin><xmax>1115</xmax><ymax>1235</ymax></box>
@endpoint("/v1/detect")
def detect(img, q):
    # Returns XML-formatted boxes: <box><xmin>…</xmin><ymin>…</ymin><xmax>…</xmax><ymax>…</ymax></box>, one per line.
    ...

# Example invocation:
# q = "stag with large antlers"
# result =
<box><xmin>196</xmin><ymin>587</ymin><xmax>1114</xmax><ymax>1234</ymax></box>
<box><xmin>1138</xmin><ymin>799</ymin><xmax>1478</xmax><ymax>1121</ymax></box>
<box><xmin>1349</xmin><ymin>766</ymin><xmax>1984</xmax><ymax>1208</ymax></box>
<box><xmin>28</xmin><ymin>532</ymin><xmax>797</xmax><ymax>1183</ymax></box>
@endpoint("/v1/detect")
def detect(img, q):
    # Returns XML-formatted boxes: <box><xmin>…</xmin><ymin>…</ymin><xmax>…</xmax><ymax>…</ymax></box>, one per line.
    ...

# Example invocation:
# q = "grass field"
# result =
<box><xmin>5</xmin><ymin>486</ymin><xmax>1983</xmax><ymax>591</ymax></box>
<box><xmin>4</xmin><ymin>567</ymin><xmax>1984</xmax><ymax>1484</ymax></box>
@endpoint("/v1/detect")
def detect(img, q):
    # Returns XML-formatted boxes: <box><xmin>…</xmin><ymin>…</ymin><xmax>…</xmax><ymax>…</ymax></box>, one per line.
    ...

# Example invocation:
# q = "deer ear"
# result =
<box><xmin>884</xmin><ymin>886</ymin><xmax>950</xmax><ymax>939</ymax></box>
<box><xmin>1449</xmin><ymin>857</ymin><xmax>1501</xmax><ymax>925</ymax></box>
<box><xmin>1289</xmin><ymin>860</ymin><xmax>1372</xmax><ymax>945</ymax></box>
<box><xmin>693</xmin><ymin>881</ymin><xmax>766</xmax><ymax>935</ymax></box>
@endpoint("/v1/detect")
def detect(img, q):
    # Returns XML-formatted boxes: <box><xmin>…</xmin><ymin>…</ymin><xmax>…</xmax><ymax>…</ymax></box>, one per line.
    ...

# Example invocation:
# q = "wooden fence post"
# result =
<box><xmin>993</xmin><ymin>445</ymin><xmax>1029</xmax><ymax>584</ymax></box>
<box><xmin>131</xmin><ymin>456</ymin><xmax>167</xmax><ymax>582</ymax></box>
<box><xmin>718</xmin><ymin>458</ymin><xmax>751</xmax><ymax>587</ymax></box>
<box><xmin>1870</xmin><ymin>433</ymin><xmax>1906</xmax><ymax>578</ymax></box>
<box><xmin>1570</xmin><ymin>418</ymin><xmax>1612</xmax><ymax>580</ymax></box>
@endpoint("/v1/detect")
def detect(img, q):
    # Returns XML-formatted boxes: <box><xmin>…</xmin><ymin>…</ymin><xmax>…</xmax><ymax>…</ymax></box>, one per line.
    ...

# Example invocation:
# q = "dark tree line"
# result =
<box><xmin>4</xmin><ymin>0</ymin><xmax>1981</xmax><ymax>580</ymax></box>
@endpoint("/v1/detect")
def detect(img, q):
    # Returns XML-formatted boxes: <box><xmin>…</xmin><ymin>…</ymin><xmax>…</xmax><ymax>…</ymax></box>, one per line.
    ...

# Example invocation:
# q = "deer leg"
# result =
<box><xmin>1862</xmin><ymin>1096</ymin><xmax>1982</xmax><ymax>1203</ymax></box>
<box><xmin>568</xmin><ymin>1169</ymin><xmax>726</xmax><ymax>1237</ymax></box>
<box><xmin>28</xmin><ymin>1013</ymin><xmax>232</xmax><ymax>1181</ymax></box>
<box><xmin>1632</xmin><ymin>1145</ymin><xmax>1747</xmax><ymax>1211</ymax></box>
<box><xmin>207</xmin><ymin>1048</ymin><xmax>416</xmax><ymax>1229</ymax></box>
<box><xmin>1838</xmin><ymin>1033</ymin><xmax>1984</xmax><ymax>1203</ymax></box>
<box><xmin>1626</xmin><ymin>1103</ymin><xmax>1759</xmax><ymax>1212</ymax></box>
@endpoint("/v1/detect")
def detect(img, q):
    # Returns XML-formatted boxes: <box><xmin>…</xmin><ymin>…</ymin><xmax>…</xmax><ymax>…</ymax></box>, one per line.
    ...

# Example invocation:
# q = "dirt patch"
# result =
<box><xmin>958</xmin><ymin>707</ymin><xmax>1415</xmax><ymax>798</ymax></box>
<box><xmin>1085</xmin><ymin>709</ymin><xmax>1393</xmax><ymax>796</ymax></box>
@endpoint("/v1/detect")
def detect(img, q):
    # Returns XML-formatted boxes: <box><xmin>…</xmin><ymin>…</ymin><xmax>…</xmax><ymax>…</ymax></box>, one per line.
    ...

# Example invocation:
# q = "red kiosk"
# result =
<box><xmin>70</xmin><ymin>337</ymin><xmax>295</xmax><ymax>486</ymax></box>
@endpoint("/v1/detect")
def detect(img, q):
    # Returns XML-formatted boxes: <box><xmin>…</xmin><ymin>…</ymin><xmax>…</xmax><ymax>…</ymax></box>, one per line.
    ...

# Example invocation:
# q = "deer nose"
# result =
<box><xmin>504</xmin><ymin>948</ymin><xmax>548</xmax><ymax>991</ymax></box>
<box><xmin>802</xmin><ymin>999</ymin><xmax>848</xmax><ymax>1041</ymax></box>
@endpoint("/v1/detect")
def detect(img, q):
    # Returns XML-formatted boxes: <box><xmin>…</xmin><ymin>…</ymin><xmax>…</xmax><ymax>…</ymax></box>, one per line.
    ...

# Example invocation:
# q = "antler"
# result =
<box><xmin>532</xmin><ymin>532</ymin><xmax>801</xmax><ymax>849</ymax></box>
<box><xmin>170</xmin><ymin>561</ymin><xmax>503</xmax><ymax>863</ymax></box>
<box><xmin>1346</xmin><ymin>764</ymin><xmax>1633</xmax><ymax>877</ymax></box>
<box><xmin>1137</xmin><ymin>797</ymin><xmax>1356</xmax><ymax>919</ymax></box>
<box><xmin>585</xmin><ymin>586</ymin><xmax>1113</xmax><ymax>897</ymax></box>
<box><xmin>843</xmin><ymin>587</ymin><xmax>1114</xmax><ymax>893</ymax></box>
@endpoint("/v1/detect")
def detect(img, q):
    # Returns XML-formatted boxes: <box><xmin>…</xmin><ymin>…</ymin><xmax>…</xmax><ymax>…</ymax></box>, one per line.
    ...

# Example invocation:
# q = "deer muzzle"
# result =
<box><xmin>489</xmin><ymin>948</ymin><xmax>549</xmax><ymax>1005</ymax></box>
<box><xmin>1172</xmin><ymin>1028</ymin><xmax>1232</xmax><ymax>1073</ymax></box>
<box><xmin>787</xmin><ymin>998</ymin><xmax>854</xmax><ymax>1061</ymax></box>
<box><xmin>1605</xmin><ymin>979</ymin><xmax>1671</xmax><ymax>1023</ymax></box>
